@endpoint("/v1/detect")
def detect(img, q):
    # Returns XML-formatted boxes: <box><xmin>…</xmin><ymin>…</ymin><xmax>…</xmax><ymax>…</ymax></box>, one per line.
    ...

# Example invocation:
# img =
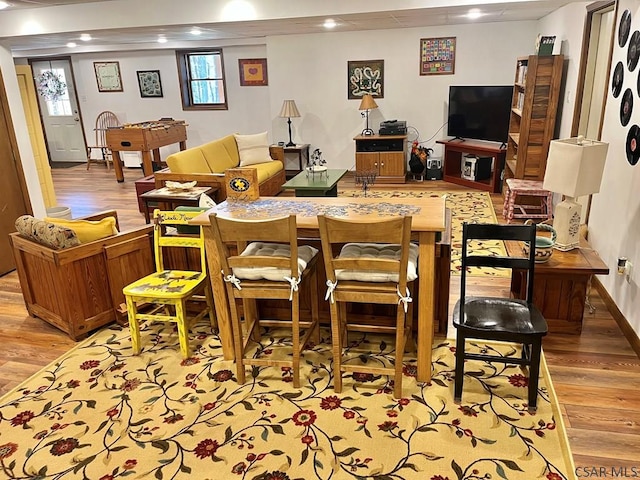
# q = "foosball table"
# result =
<box><xmin>106</xmin><ymin>119</ymin><xmax>187</xmax><ymax>182</ymax></box>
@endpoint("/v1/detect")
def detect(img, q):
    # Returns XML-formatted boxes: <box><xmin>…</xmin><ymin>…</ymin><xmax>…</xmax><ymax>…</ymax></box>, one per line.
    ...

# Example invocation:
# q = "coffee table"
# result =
<box><xmin>140</xmin><ymin>186</ymin><xmax>217</xmax><ymax>223</ymax></box>
<box><xmin>282</xmin><ymin>168</ymin><xmax>347</xmax><ymax>197</ymax></box>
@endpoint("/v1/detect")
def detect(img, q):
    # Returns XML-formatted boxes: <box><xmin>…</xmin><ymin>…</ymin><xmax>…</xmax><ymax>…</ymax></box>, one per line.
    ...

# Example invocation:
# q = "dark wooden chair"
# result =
<box><xmin>453</xmin><ymin>222</ymin><xmax>548</xmax><ymax>411</ymax></box>
<box><xmin>208</xmin><ymin>213</ymin><xmax>320</xmax><ymax>388</ymax></box>
<box><xmin>317</xmin><ymin>215</ymin><xmax>417</xmax><ymax>399</ymax></box>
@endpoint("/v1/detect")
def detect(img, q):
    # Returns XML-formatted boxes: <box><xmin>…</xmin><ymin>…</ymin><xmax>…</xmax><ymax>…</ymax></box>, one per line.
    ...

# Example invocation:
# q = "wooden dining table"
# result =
<box><xmin>191</xmin><ymin>195</ymin><xmax>447</xmax><ymax>383</ymax></box>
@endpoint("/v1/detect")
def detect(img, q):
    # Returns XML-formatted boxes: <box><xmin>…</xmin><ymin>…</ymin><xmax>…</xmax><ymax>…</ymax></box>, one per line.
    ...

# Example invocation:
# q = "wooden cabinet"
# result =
<box><xmin>505</xmin><ymin>55</ymin><xmax>564</xmax><ymax>186</ymax></box>
<box><xmin>354</xmin><ymin>135</ymin><xmax>407</xmax><ymax>183</ymax></box>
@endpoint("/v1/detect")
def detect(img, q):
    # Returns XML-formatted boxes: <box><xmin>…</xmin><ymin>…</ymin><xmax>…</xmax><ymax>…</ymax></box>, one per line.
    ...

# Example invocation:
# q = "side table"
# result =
<box><xmin>505</xmin><ymin>237</ymin><xmax>609</xmax><ymax>333</ymax></box>
<box><xmin>270</xmin><ymin>144</ymin><xmax>310</xmax><ymax>179</ymax></box>
<box><xmin>140</xmin><ymin>186</ymin><xmax>217</xmax><ymax>223</ymax></box>
<box><xmin>134</xmin><ymin>174</ymin><xmax>156</xmax><ymax>213</ymax></box>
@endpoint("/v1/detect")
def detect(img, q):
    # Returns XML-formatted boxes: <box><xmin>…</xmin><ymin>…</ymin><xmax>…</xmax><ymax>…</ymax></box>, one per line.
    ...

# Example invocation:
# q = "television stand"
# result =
<box><xmin>436</xmin><ymin>138</ymin><xmax>506</xmax><ymax>193</ymax></box>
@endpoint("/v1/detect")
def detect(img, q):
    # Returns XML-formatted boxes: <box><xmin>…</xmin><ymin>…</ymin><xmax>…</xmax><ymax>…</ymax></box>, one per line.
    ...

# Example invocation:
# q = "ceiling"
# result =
<box><xmin>1</xmin><ymin>0</ymin><xmax>576</xmax><ymax>55</ymax></box>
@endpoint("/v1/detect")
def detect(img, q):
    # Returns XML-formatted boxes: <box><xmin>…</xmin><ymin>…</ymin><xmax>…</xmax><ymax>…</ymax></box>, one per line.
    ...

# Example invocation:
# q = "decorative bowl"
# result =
<box><xmin>523</xmin><ymin>222</ymin><xmax>556</xmax><ymax>263</ymax></box>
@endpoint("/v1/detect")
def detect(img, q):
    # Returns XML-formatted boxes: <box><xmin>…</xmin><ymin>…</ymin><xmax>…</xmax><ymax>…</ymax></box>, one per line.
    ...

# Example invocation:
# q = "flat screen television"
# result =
<box><xmin>447</xmin><ymin>85</ymin><xmax>513</xmax><ymax>143</ymax></box>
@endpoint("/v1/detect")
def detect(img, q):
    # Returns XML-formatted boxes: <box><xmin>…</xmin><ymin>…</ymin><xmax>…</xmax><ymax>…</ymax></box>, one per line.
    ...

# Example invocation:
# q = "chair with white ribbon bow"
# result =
<box><xmin>208</xmin><ymin>213</ymin><xmax>320</xmax><ymax>388</ymax></box>
<box><xmin>318</xmin><ymin>215</ymin><xmax>417</xmax><ymax>399</ymax></box>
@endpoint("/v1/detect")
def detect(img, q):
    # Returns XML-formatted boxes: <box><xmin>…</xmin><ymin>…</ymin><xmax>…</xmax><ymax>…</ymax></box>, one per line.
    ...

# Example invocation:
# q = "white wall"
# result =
<box><xmin>267</xmin><ymin>21</ymin><xmax>537</xmax><ymax>170</ymax></box>
<box><xmin>73</xmin><ymin>45</ymin><xmax>271</xmax><ymax>159</ymax></box>
<box><xmin>0</xmin><ymin>43</ymin><xmax>46</xmax><ymax>217</ymax></box>
<box><xmin>538</xmin><ymin>2</ymin><xmax>591</xmax><ymax>139</ymax></box>
<box><xmin>589</xmin><ymin>0</ymin><xmax>640</xmax><ymax>336</ymax></box>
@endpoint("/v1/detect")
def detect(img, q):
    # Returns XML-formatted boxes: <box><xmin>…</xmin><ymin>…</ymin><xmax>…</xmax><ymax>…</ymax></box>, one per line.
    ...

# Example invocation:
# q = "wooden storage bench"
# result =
<box><xmin>9</xmin><ymin>211</ymin><xmax>154</xmax><ymax>340</ymax></box>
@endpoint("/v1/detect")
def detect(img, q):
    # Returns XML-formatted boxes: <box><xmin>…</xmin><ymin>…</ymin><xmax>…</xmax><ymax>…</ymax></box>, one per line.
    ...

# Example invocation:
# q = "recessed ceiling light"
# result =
<box><xmin>323</xmin><ymin>19</ymin><xmax>337</xmax><ymax>29</ymax></box>
<box><xmin>0</xmin><ymin>2</ymin><xmax>9</xmax><ymax>10</ymax></box>
<box><xmin>466</xmin><ymin>8</ymin><xmax>483</xmax><ymax>20</ymax></box>
<box><xmin>190</xmin><ymin>27</ymin><xmax>201</xmax><ymax>35</ymax></box>
<box><xmin>80</xmin><ymin>33</ymin><xmax>92</xmax><ymax>42</ymax></box>
<box><xmin>157</xmin><ymin>36</ymin><xmax>168</xmax><ymax>44</ymax></box>
<box><xmin>66</xmin><ymin>42</ymin><xmax>77</xmax><ymax>48</ymax></box>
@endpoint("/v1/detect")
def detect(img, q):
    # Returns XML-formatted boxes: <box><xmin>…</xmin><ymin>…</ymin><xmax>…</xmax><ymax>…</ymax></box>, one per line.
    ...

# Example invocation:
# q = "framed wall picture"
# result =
<box><xmin>93</xmin><ymin>61</ymin><xmax>123</xmax><ymax>92</ymax></box>
<box><xmin>137</xmin><ymin>70</ymin><xmax>163</xmax><ymax>97</ymax></box>
<box><xmin>238</xmin><ymin>58</ymin><xmax>268</xmax><ymax>86</ymax></box>
<box><xmin>420</xmin><ymin>37</ymin><xmax>456</xmax><ymax>75</ymax></box>
<box><xmin>347</xmin><ymin>59</ymin><xmax>384</xmax><ymax>99</ymax></box>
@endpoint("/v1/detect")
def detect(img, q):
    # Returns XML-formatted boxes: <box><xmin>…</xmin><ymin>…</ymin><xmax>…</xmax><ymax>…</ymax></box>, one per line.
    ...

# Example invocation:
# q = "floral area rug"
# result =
<box><xmin>0</xmin><ymin>320</ymin><xmax>574</xmax><ymax>479</ymax></box>
<box><xmin>338</xmin><ymin>189</ymin><xmax>509</xmax><ymax>277</ymax></box>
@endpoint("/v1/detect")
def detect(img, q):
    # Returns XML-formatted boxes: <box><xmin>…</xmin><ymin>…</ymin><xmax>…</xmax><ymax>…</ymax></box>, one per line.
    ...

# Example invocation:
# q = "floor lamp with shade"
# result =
<box><xmin>279</xmin><ymin>100</ymin><xmax>301</xmax><ymax>147</ymax></box>
<box><xmin>542</xmin><ymin>136</ymin><xmax>609</xmax><ymax>251</ymax></box>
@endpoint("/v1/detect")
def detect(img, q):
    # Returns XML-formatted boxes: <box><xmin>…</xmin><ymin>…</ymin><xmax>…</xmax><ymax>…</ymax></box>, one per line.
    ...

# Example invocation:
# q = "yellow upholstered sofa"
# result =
<box><xmin>154</xmin><ymin>133</ymin><xmax>286</xmax><ymax>201</ymax></box>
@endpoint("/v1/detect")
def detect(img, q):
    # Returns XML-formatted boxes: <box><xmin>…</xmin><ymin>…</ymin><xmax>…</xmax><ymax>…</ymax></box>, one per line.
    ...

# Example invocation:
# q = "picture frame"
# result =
<box><xmin>420</xmin><ymin>37</ymin><xmax>456</xmax><ymax>76</ymax></box>
<box><xmin>347</xmin><ymin>59</ymin><xmax>384</xmax><ymax>99</ymax></box>
<box><xmin>93</xmin><ymin>61</ymin><xmax>123</xmax><ymax>92</ymax></box>
<box><xmin>136</xmin><ymin>70</ymin><xmax>163</xmax><ymax>98</ymax></box>
<box><xmin>238</xmin><ymin>58</ymin><xmax>268</xmax><ymax>86</ymax></box>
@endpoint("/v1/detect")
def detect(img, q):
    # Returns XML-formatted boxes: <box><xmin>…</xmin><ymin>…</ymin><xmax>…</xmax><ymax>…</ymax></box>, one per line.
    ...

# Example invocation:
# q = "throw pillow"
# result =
<box><xmin>15</xmin><ymin>215</ymin><xmax>80</xmax><ymax>250</ymax></box>
<box><xmin>45</xmin><ymin>216</ymin><xmax>119</xmax><ymax>244</ymax></box>
<box><xmin>234</xmin><ymin>132</ymin><xmax>271</xmax><ymax>167</ymax></box>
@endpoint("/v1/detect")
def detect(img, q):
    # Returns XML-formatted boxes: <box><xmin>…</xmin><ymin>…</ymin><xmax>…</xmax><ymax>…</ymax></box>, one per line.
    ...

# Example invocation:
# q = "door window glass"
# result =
<box><xmin>38</xmin><ymin>67</ymin><xmax>73</xmax><ymax>116</ymax></box>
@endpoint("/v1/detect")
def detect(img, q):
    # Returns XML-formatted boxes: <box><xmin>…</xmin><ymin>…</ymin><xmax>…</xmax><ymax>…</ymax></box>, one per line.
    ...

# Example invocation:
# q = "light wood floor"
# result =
<box><xmin>1</xmin><ymin>163</ymin><xmax>638</xmax><ymax>471</ymax></box>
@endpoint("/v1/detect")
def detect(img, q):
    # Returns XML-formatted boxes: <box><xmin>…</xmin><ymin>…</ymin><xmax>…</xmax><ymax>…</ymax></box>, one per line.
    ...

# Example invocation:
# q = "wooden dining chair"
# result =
<box><xmin>208</xmin><ymin>213</ymin><xmax>320</xmax><ymax>388</ymax></box>
<box><xmin>86</xmin><ymin>110</ymin><xmax>120</xmax><ymax>170</ymax></box>
<box><xmin>317</xmin><ymin>215</ymin><xmax>417</xmax><ymax>398</ymax></box>
<box><xmin>123</xmin><ymin>210</ymin><xmax>216</xmax><ymax>359</ymax></box>
<box><xmin>453</xmin><ymin>222</ymin><xmax>548</xmax><ymax>412</ymax></box>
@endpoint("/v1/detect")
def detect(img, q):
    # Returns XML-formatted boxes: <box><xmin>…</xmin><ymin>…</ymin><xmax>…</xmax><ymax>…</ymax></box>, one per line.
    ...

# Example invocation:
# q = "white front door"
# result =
<box><xmin>32</xmin><ymin>59</ymin><xmax>86</xmax><ymax>163</ymax></box>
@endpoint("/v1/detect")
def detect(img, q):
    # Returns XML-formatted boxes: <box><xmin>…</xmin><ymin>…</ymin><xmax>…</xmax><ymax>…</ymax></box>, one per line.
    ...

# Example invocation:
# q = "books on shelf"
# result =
<box><xmin>516</xmin><ymin>92</ymin><xmax>525</xmax><ymax>111</ymax></box>
<box><xmin>516</xmin><ymin>62</ymin><xmax>528</xmax><ymax>85</ymax></box>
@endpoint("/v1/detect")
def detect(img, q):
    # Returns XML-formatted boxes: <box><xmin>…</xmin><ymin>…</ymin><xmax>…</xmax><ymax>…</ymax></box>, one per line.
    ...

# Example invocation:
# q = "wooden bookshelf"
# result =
<box><xmin>504</xmin><ymin>55</ymin><xmax>564</xmax><ymax>190</ymax></box>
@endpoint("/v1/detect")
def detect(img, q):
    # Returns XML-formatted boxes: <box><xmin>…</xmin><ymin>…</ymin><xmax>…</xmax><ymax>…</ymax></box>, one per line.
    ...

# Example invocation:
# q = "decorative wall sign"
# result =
<box><xmin>93</xmin><ymin>61</ymin><xmax>123</xmax><ymax>92</ymax></box>
<box><xmin>238</xmin><ymin>58</ymin><xmax>268</xmax><ymax>86</ymax></box>
<box><xmin>420</xmin><ymin>37</ymin><xmax>456</xmax><ymax>75</ymax></box>
<box><xmin>137</xmin><ymin>70</ymin><xmax>163</xmax><ymax>98</ymax></box>
<box><xmin>347</xmin><ymin>60</ymin><xmax>384</xmax><ymax>99</ymax></box>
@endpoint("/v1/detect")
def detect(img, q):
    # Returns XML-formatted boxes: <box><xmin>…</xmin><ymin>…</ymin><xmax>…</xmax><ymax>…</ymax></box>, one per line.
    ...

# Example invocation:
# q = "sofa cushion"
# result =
<box><xmin>254</xmin><ymin>160</ymin><xmax>285</xmax><ymax>183</ymax></box>
<box><xmin>235</xmin><ymin>132</ymin><xmax>272</xmax><ymax>167</ymax></box>
<box><xmin>166</xmin><ymin>148</ymin><xmax>212</xmax><ymax>174</ymax></box>
<box><xmin>45</xmin><ymin>216</ymin><xmax>119</xmax><ymax>243</ymax></box>
<box><xmin>15</xmin><ymin>215</ymin><xmax>80</xmax><ymax>250</ymax></box>
<box><xmin>200</xmin><ymin>134</ymin><xmax>240</xmax><ymax>173</ymax></box>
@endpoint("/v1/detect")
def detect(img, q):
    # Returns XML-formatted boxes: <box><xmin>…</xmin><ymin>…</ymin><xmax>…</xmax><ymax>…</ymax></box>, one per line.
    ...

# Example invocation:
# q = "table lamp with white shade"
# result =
<box><xmin>542</xmin><ymin>136</ymin><xmax>609</xmax><ymax>251</ymax></box>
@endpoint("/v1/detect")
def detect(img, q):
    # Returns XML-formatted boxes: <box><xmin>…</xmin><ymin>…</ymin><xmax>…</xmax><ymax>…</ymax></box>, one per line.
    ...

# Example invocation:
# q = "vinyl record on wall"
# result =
<box><xmin>613</xmin><ymin>61</ymin><xmax>624</xmax><ymax>97</ymax></box>
<box><xmin>628</xmin><ymin>31</ymin><xmax>640</xmax><ymax>71</ymax></box>
<box><xmin>621</xmin><ymin>88</ymin><xmax>633</xmax><ymax>126</ymax></box>
<box><xmin>625</xmin><ymin>124</ymin><xmax>640</xmax><ymax>165</ymax></box>
<box><xmin>619</xmin><ymin>9</ymin><xmax>632</xmax><ymax>48</ymax></box>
